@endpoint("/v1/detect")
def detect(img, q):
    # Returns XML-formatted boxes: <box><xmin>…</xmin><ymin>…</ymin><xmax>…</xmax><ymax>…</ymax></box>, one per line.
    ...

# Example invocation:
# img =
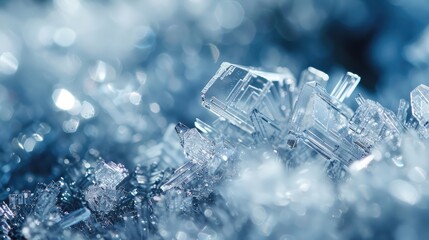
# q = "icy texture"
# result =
<box><xmin>161</xmin><ymin>122</ymin><xmax>236</xmax><ymax>194</ymax></box>
<box><xmin>3</xmin><ymin>61</ymin><xmax>429</xmax><ymax>239</ymax></box>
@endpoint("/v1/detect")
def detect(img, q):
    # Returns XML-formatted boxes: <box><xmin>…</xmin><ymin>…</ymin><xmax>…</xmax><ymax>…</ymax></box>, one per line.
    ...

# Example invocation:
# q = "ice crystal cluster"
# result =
<box><xmin>1</xmin><ymin>60</ymin><xmax>429</xmax><ymax>239</ymax></box>
<box><xmin>2</xmin><ymin>0</ymin><xmax>429</xmax><ymax>240</ymax></box>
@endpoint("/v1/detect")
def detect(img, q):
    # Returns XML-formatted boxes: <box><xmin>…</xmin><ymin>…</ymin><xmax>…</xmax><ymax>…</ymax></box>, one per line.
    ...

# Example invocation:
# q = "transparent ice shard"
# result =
<box><xmin>85</xmin><ymin>185</ymin><xmax>119</xmax><ymax>213</ymax></box>
<box><xmin>286</xmin><ymin>68</ymin><xmax>402</xmax><ymax>175</ymax></box>
<box><xmin>58</xmin><ymin>207</ymin><xmax>91</xmax><ymax>229</ymax></box>
<box><xmin>160</xmin><ymin>161</ymin><xmax>203</xmax><ymax>192</ymax></box>
<box><xmin>8</xmin><ymin>190</ymin><xmax>31</xmax><ymax>210</ymax></box>
<box><xmin>94</xmin><ymin>160</ymin><xmax>128</xmax><ymax>188</ymax></box>
<box><xmin>161</xmin><ymin>122</ymin><xmax>237</xmax><ymax>192</ymax></box>
<box><xmin>397</xmin><ymin>99</ymin><xmax>409</xmax><ymax>125</ymax></box>
<box><xmin>286</xmin><ymin>75</ymin><xmax>363</xmax><ymax>167</ymax></box>
<box><xmin>201</xmin><ymin>62</ymin><xmax>295</xmax><ymax>133</ymax></box>
<box><xmin>297</xmin><ymin>67</ymin><xmax>329</xmax><ymax>91</ymax></box>
<box><xmin>195</xmin><ymin>118</ymin><xmax>218</xmax><ymax>136</ymax></box>
<box><xmin>161</xmin><ymin>123</ymin><xmax>215</xmax><ymax>191</ymax></box>
<box><xmin>84</xmin><ymin>160</ymin><xmax>129</xmax><ymax>213</ymax></box>
<box><xmin>175</xmin><ymin>122</ymin><xmax>189</xmax><ymax>147</ymax></box>
<box><xmin>350</xmin><ymin>96</ymin><xmax>404</xmax><ymax>151</ymax></box>
<box><xmin>32</xmin><ymin>182</ymin><xmax>61</xmax><ymax>222</ymax></box>
<box><xmin>410</xmin><ymin>84</ymin><xmax>429</xmax><ymax>138</ymax></box>
<box><xmin>330</xmin><ymin>72</ymin><xmax>361</xmax><ymax>102</ymax></box>
<box><xmin>182</xmin><ymin>128</ymin><xmax>215</xmax><ymax>165</ymax></box>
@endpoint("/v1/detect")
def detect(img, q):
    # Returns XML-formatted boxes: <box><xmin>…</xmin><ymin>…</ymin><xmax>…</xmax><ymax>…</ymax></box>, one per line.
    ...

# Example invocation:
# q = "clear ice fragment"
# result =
<box><xmin>397</xmin><ymin>99</ymin><xmax>409</xmax><ymax>125</ymax></box>
<box><xmin>201</xmin><ymin>62</ymin><xmax>295</xmax><ymax>133</ymax></box>
<box><xmin>297</xmin><ymin>67</ymin><xmax>329</xmax><ymax>90</ymax></box>
<box><xmin>410</xmin><ymin>84</ymin><xmax>429</xmax><ymax>138</ymax></box>
<box><xmin>94</xmin><ymin>160</ymin><xmax>128</xmax><ymax>188</ymax></box>
<box><xmin>32</xmin><ymin>182</ymin><xmax>61</xmax><ymax>223</ymax></box>
<box><xmin>160</xmin><ymin>161</ymin><xmax>203</xmax><ymax>192</ymax></box>
<box><xmin>350</xmin><ymin>97</ymin><xmax>404</xmax><ymax>151</ymax></box>
<box><xmin>58</xmin><ymin>207</ymin><xmax>91</xmax><ymax>229</ymax></box>
<box><xmin>9</xmin><ymin>190</ymin><xmax>31</xmax><ymax>209</ymax></box>
<box><xmin>286</xmin><ymin>79</ymin><xmax>363</xmax><ymax>167</ymax></box>
<box><xmin>85</xmin><ymin>185</ymin><xmax>119</xmax><ymax>213</ymax></box>
<box><xmin>182</xmin><ymin>128</ymin><xmax>215</xmax><ymax>165</ymax></box>
<box><xmin>84</xmin><ymin>160</ymin><xmax>129</xmax><ymax>213</ymax></box>
<box><xmin>161</xmin><ymin>122</ymin><xmax>237</xmax><ymax>192</ymax></box>
<box><xmin>161</xmin><ymin>123</ymin><xmax>215</xmax><ymax>191</ymax></box>
<box><xmin>175</xmin><ymin>122</ymin><xmax>190</xmax><ymax>147</ymax></box>
<box><xmin>330</xmin><ymin>72</ymin><xmax>361</xmax><ymax>102</ymax></box>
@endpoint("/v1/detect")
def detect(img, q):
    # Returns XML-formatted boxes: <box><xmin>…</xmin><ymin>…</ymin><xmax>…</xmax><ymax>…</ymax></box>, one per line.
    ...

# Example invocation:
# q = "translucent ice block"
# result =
<box><xmin>85</xmin><ymin>185</ymin><xmax>119</xmax><ymax>213</ymax></box>
<box><xmin>183</xmin><ymin>129</ymin><xmax>215</xmax><ymax>165</ymax></box>
<box><xmin>330</xmin><ymin>72</ymin><xmax>361</xmax><ymax>102</ymax></box>
<box><xmin>94</xmin><ymin>160</ymin><xmax>129</xmax><ymax>188</ymax></box>
<box><xmin>410</xmin><ymin>84</ymin><xmax>429</xmax><ymax>138</ymax></box>
<box><xmin>297</xmin><ymin>67</ymin><xmax>329</xmax><ymax>91</ymax></box>
<box><xmin>160</xmin><ymin>161</ymin><xmax>203</xmax><ymax>191</ymax></box>
<box><xmin>201</xmin><ymin>62</ymin><xmax>295</xmax><ymax>133</ymax></box>
<box><xmin>58</xmin><ymin>207</ymin><xmax>91</xmax><ymax>229</ymax></box>
<box><xmin>32</xmin><ymin>182</ymin><xmax>61</xmax><ymax>222</ymax></box>
<box><xmin>9</xmin><ymin>190</ymin><xmax>31</xmax><ymax>209</ymax></box>
<box><xmin>287</xmin><ymin>80</ymin><xmax>363</xmax><ymax>166</ymax></box>
<box><xmin>161</xmin><ymin>122</ymin><xmax>236</xmax><ymax>192</ymax></box>
<box><xmin>350</xmin><ymin>96</ymin><xmax>404</xmax><ymax>151</ymax></box>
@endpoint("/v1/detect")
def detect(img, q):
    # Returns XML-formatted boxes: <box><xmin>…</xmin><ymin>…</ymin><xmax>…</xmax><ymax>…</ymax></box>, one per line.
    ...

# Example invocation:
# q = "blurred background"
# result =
<box><xmin>1</xmin><ymin>0</ymin><xmax>429</xmax><ymax>199</ymax></box>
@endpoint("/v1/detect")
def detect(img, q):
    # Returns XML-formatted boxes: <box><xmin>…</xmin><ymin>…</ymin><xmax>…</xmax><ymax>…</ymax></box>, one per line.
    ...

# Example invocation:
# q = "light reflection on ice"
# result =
<box><xmin>52</xmin><ymin>88</ymin><xmax>76</xmax><ymax>111</ymax></box>
<box><xmin>0</xmin><ymin>52</ymin><xmax>19</xmax><ymax>75</ymax></box>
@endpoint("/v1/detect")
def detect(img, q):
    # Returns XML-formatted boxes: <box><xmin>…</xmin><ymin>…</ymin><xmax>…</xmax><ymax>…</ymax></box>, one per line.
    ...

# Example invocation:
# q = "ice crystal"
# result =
<box><xmin>201</xmin><ymin>62</ymin><xmax>295</xmax><ymax>133</ymax></box>
<box><xmin>84</xmin><ymin>160</ymin><xmax>128</xmax><ymax>213</ymax></box>
<box><xmin>411</xmin><ymin>84</ymin><xmax>429</xmax><ymax>138</ymax></box>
